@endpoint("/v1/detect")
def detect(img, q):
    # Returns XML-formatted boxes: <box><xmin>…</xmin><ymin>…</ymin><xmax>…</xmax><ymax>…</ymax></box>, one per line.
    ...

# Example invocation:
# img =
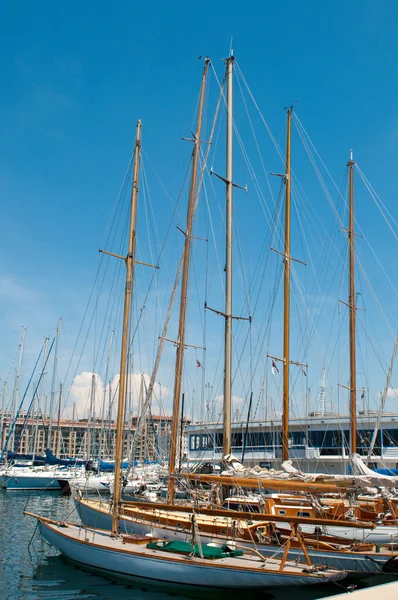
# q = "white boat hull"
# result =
<box><xmin>38</xmin><ymin>520</ymin><xmax>346</xmax><ymax>588</ymax></box>
<box><xmin>298</xmin><ymin>523</ymin><xmax>398</xmax><ymax>545</ymax></box>
<box><xmin>74</xmin><ymin>498</ymin><xmax>397</xmax><ymax>575</ymax></box>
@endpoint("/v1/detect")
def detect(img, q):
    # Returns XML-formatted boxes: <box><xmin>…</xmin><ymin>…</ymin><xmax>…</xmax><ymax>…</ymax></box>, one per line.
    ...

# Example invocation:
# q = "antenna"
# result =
<box><xmin>229</xmin><ymin>36</ymin><xmax>234</xmax><ymax>57</ymax></box>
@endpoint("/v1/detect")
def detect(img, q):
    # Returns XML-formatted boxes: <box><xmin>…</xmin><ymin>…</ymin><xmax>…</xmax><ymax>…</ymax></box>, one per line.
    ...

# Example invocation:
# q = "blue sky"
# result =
<box><xmin>1</xmin><ymin>1</ymin><xmax>398</xmax><ymax>425</ymax></box>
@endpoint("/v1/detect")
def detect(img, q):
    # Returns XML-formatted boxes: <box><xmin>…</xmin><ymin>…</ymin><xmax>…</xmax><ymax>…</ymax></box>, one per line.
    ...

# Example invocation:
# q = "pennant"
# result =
<box><xmin>271</xmin><ymin>360</ymin><xmax>279</xmax><ymax>375</ymax></box>
<box><xmin>302</xmin><ymin>367</ymin><xmax>307</xmax><ymax>377</ymax></box>
<box><xmin>196</xmin><ymin>359</ymin><xmax>202</xmax><ymax>368</ymax></box>
<box><xmin>361</xmin><ymin>390</ymin><xmax>365</xmax><ymax>399</ymax></box>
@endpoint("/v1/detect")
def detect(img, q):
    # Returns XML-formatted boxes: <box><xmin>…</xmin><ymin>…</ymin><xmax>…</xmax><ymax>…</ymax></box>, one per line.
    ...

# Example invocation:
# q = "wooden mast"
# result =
<box><xmin>56</xmin><ymin>382</ymin><xmax>62</xmax><ymax>457</ymax></box>
<box><xmin>282</xmin><ymin>107</ymin><xmax>292</xmax><ymax>462</ymax></box>
<box><xmin>223</xmin><ymin>54</ymin><xmax>234</xmax><ymax>458</ymax></box>
<box><xmin>47</xmin><ymin>317</ymin><xmax>61</xmax><ymax>451</ymax></box>
<box><xmin>112</xmin><ymin>120</ymin><xmax>142</xmax><ymax>535</ymax></box>
<box><xmin>167</xmin><ymin>58</ymin><xmax>209</xmax><ymax>503</ymax></box>
<box><xmin>348</xmin><ymin>151</ymin><xmax>357</xmax><ymax>456</ymax></box>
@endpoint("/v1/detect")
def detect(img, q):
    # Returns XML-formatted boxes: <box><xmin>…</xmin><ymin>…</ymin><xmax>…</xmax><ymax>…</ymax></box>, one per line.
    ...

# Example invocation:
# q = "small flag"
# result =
<box><xmin>361</xmin><ymin>390</ymin><xmax>365</xmax><ymax>399</ymax></box>
<box><xmin>302</xmin><ymin>367</ymin><xmax>307</xmax><ymax>377</ymax></box>
<box><xmin>271</xmin><ymin>360</ymin><xmax>279</xmax><ymax>375</ymax></box>
<box><xmin>196</xmin><ymin>359</ymin><xmax>202</xmax><ymax>368</ymax></box>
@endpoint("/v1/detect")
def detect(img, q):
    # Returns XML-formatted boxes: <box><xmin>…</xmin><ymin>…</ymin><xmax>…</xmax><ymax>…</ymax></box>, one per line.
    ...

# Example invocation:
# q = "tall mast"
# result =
<box><xmin>98</xmin><ymin>330</ymin><xmax>114</xmax><ymax>461</ymax></box>
<box><xmin>10</xmin><ymin>326</ymin><xmax>27</xmax><ymax>452</ymax></box>
<box><xmin>71</xmin><ymin>401</ymin><xmax>76</xmax><ymax>457</ymax></box>
<box><xmin>281</xmin><ymin>108</ymin><xmax>292</xmax><ymax>462</ymax></box>
<box><xmin>223</xmin><ymin>55</ymin><xmax>234</xmax><ymax>458</ymax></box>
<box><xmin>167</xmin><ymin>58</ymin><xmax>210</xmax><ymax>503</ymax></box>
<box><xmin>111</xmin><ymin>119</ymin><xmax>142</xmax><ymax>535</ymax></box>
<box><xmin>56</xmin><ymin>383</ymin><xmax>62</xmax><ymax>457</ymax></box>
<box><xmin>348</xmin><ymin>151</ymin><xmax>357</xmax><ymax>456</ymax></box>
<box><xmin>47</xmin><ymin>318</ymin><xmax>62</xmax><ymax>450</ymax></box>
<box><xmin>139</xmin><ymin>373</ymin><xmax>145</xmax><ymax>465</ymax></box>
<box><xmin>0</xmin><ymin>380</ymin><xmax>7</xmax><ymax>450</ymax></box>
<box><xmin>38</xmin><ymin>336</ymin><xmax>49</xmax><ymax>452</ymax></box>
<box><xmin>87</xmin><ymin>373</ymin><xmax>96</xmax><ymax>461</ymax></box>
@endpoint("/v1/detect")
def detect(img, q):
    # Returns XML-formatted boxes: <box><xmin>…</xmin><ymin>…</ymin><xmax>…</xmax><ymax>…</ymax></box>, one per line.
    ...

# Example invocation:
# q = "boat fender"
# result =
<box><xmin>225</xmin><ymin>540</ymin><xmax>237</xmax><ymax>551</ymax></box>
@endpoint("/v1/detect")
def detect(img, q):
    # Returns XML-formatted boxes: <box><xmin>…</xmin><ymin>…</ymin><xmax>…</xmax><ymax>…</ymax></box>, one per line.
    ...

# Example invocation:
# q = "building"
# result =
<box><xmin>187</xmin><ymin>411</ymin><xmax>398</xmax><ymax>474</ymax></box>
<box><xmin>0</xmin><ymin>411</ymin><xmax>190</xmax><ymax>463</ymax></box>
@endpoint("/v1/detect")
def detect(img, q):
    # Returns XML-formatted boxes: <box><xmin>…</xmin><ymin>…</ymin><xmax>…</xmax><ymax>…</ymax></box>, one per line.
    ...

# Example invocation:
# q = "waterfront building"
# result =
<box><xmin>0</xmin><ymin>411</ymin><xmax>190</xmax><ymax>463</ymax></box>
<box><xmin>187</xmin><ymin>411</ymin><xmax>398</xmax><ymax>474</ymax></box>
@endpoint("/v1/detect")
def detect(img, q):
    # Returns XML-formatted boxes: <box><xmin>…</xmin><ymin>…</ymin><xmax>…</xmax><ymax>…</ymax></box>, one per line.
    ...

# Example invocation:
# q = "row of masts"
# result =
<box><xmin>102</xmin><ymin>54</ymin><xmax>362</xmax><ymax>532</ymax></box>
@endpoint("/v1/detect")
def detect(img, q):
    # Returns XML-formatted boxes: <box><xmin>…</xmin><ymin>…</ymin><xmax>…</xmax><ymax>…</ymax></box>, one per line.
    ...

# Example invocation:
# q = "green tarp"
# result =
<box><xmin>146</xmin><ymin>540</ymin><xmax>243</xmax><ymax>559</ymax></box>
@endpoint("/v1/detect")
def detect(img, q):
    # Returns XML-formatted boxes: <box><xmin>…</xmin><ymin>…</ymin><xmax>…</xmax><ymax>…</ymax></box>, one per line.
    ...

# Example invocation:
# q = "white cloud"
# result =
<box><xmin>67</xmin><ymin>370</ymin><xmax>170</xmax><ymax>421</ymax></box>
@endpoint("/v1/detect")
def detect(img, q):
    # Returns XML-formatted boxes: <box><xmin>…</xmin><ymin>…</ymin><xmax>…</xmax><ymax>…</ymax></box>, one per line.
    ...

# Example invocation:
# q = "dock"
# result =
<box><xmin>323</xmin><ymin>580</ymin><xmax>398</xmax><ymax>599</ymax></box>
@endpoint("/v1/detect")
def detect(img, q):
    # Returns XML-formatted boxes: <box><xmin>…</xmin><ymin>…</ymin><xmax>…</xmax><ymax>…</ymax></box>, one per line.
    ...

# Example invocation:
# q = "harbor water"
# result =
<box><xmin>0</xmin><ymin>489</ymin><xmax>397</xmax><ymax>600</ymax></box>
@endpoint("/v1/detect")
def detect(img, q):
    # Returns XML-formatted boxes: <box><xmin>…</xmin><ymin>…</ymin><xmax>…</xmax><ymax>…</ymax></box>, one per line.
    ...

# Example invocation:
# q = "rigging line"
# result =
<box><xmin>129</xmin><ymin>84</ymin><xmax>225</xmax><ymax>363</ymax></box>
<box><xmin>293</xmin><ymin>114</ymin><xmax>369</xmax><ymax>247</ymax></box>
<box><xmin>140</xmin><ymin>163</ymin><xmax>161</xmax><ymax>322</ymax></box>
<box><xmin>289</xmin><ymin>261</ymin><xmax>348</xmax><ymax>400</ymax></box>
<box><xmin>357</xmin><ymin>225</ymin><xmax>398</xmax><ymax>305</ymax></box>
<box><xmin>292</xmin><ymin>120</ymin><xmax>348</xmax><ymax>274</ymax></box>
<box><xmin>252</xmin><ymin>184</ymin><xmax>285</xmax><ymax>304</ymax></box>
<box><xmin>251</xmin><ymin>268</ymin><xmax>284</xmax><ymax>392</ymax></box>
<box><xmin>202</xmin><ymin>173</ymin><xmax>225</xmax><ymax>292</ymax></box>
<box><xmin>235</xmin><ymin>67</ymin><xmax>276</xmax><ymax>211</ymax></box>
<box><xmin>142</xmin><ymin>148</ymin><xmax>192</xmax><ymax>227</ymax></box>
<box><xmin>356</xmin><ymin>164</ymin><xmax>398</xmax><ymax>239</ymax></box>
<box><xmin>234</xmin><ymin>62</ymin><xmax>285</xmax><ymax>165</ymax></box>
<box><xmin>199</xmin><ymin>201</ymin><xmax>210</xmax><ymax>423</ymax></box>
<box><xmin>232</xmin><ymin>207</ymin><xmax>251</xmax><ymax>313</ymax></box>
<box><xmin>354</xmin><ymin>232</ymin><xmax>398</xmax><ymax>335</ymax></box>
<box><xmin>87</xmin><ymin>206</ymin><xmax>128</xmax><ymax>378</ymax></box>
<box><xmin>356</xmin><ymin>315</ymin><xmax>394</xmax><ymax>387</ymax></box>
<box><xmin>131</xmin><ymin>72</ymin><xmax>225</xmax><ymax>454</ymax></box>
<box><xmin>293</xmin><ymin>115</ymin><xmax>346</xmax><ymax>229</ymax></box>
<box><xmin>186</xmin><ymin>95</ymin><xmax>227</xmax><ymax>346</ymax></box>
<box><xmin>355</xmin><ymin>249</ymin><xmax>398</xmax><ymax>339</ymax></box>
<box><xmin>60</xmin><ymin>159</ymin><xmax>133</xmax><ymax>398</ymax></box>
<box><xmin>66</xmin><ymin>151</ymin><xmax>188</xmax><ymax>415</ymax></box>
<box><xmin>288</xmin><ymin>184</ymin><xmax>344</xmax><ymax>347</ymax></box>
<box><xmin>356</xmin><ymin>290</ymin><xmax>395</xmax><ymax>384</ymax></box>
<box><xmin>211</xmin><ymin>60</ymin><xmax>279</xmax><ymax>240</ymax></box>
<box><xmin>141</xmin><ymin>163</ymin><xmax>171</xmax><ymax>364</ymax></box>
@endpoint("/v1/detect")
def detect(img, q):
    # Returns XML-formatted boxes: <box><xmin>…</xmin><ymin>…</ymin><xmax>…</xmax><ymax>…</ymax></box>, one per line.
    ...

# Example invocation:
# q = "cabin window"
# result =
<box><xmin>297</xmin><ymin>511</ymin><xmax>311</xmax><ymax>517</ymax></box>
<box><xmin>278</xmin><ymin>510</ymin><xmax>286</xmax><ymax>515</ymax></box>
<box><xmin>383</xmin><ymin>429</ymin><xmax>398</xmax><ymax>447</ymax></box>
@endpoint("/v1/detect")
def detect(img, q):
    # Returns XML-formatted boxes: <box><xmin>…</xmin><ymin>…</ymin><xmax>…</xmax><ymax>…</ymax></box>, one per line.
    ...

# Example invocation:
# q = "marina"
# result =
<box><xmin>1</xmin><ymin>491</ymin><xmax>397</xmax><ymax>600</ymax></box>
<box><xmin>2</xmin><ymin>3</ymin><xmax>398</xmax><ymax>600</ymax></box>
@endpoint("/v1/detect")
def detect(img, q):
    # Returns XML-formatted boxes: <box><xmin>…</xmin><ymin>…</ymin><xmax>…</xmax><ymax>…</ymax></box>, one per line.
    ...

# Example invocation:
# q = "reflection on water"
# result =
<box><xmin>0</xmin><ymin>489</ymin><xmax>396</xmax><ymax>600</ymax></box>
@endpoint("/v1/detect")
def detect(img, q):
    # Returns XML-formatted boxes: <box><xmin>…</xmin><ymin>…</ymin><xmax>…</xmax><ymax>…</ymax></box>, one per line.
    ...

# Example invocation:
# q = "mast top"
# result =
<box><xmin>347</xmin><ymin>149</ymin><xmax>355</xmax><ymax>165</ymax></box>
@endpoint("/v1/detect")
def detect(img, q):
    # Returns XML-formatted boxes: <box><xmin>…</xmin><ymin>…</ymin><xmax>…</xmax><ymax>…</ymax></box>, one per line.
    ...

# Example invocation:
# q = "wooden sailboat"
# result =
<box><xmin>26</xmin><ymin>60</ymin><xmax>349</xmax><ymax>589</ymax></box>
<box><xmin>72</xmin><ymin>62</ymin><xmax>397</xmax><ymax>576</ymax></box>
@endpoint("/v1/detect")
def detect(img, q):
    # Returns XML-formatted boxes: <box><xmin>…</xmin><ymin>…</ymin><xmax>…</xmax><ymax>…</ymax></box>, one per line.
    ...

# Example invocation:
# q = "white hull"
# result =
<box><xmin>38</xmin><ymin>519</ymin><xmax>346</xmax><ymax>588</ymax></box>
<box><xmin>59</xmin><ymin>476</ymin><xmax>112</xmax><ymax>493</ymax></box>
<box><xmin>298</xmin><ymin>523</ymin><xmax>398</xmax><ymax>545</ymax></box>
<box><xmin>75</xmin><ymin>498</ymin><xmax>397</xmax><ymax>575</ymax></box>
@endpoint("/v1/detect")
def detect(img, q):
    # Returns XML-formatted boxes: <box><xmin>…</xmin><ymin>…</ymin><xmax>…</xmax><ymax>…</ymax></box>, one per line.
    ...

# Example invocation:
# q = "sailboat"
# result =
<box><xmin>177</xmin><ymin>148</ymin><xmax>398</xmax><ymax>545</ymax></box>
<box><xmin>73</xmin><ymin>104</ymin><xmax>398</xmax><ymax>572</ymax></box>
<box><xmin>26</xmin><ymin>58</ymin><xmax>349</xmax><ymax>590</ymax></box>
<box><xmin>71</xmin><ymin>57</ymin><xmax>394</xmax><ymax>578</ymax></box>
